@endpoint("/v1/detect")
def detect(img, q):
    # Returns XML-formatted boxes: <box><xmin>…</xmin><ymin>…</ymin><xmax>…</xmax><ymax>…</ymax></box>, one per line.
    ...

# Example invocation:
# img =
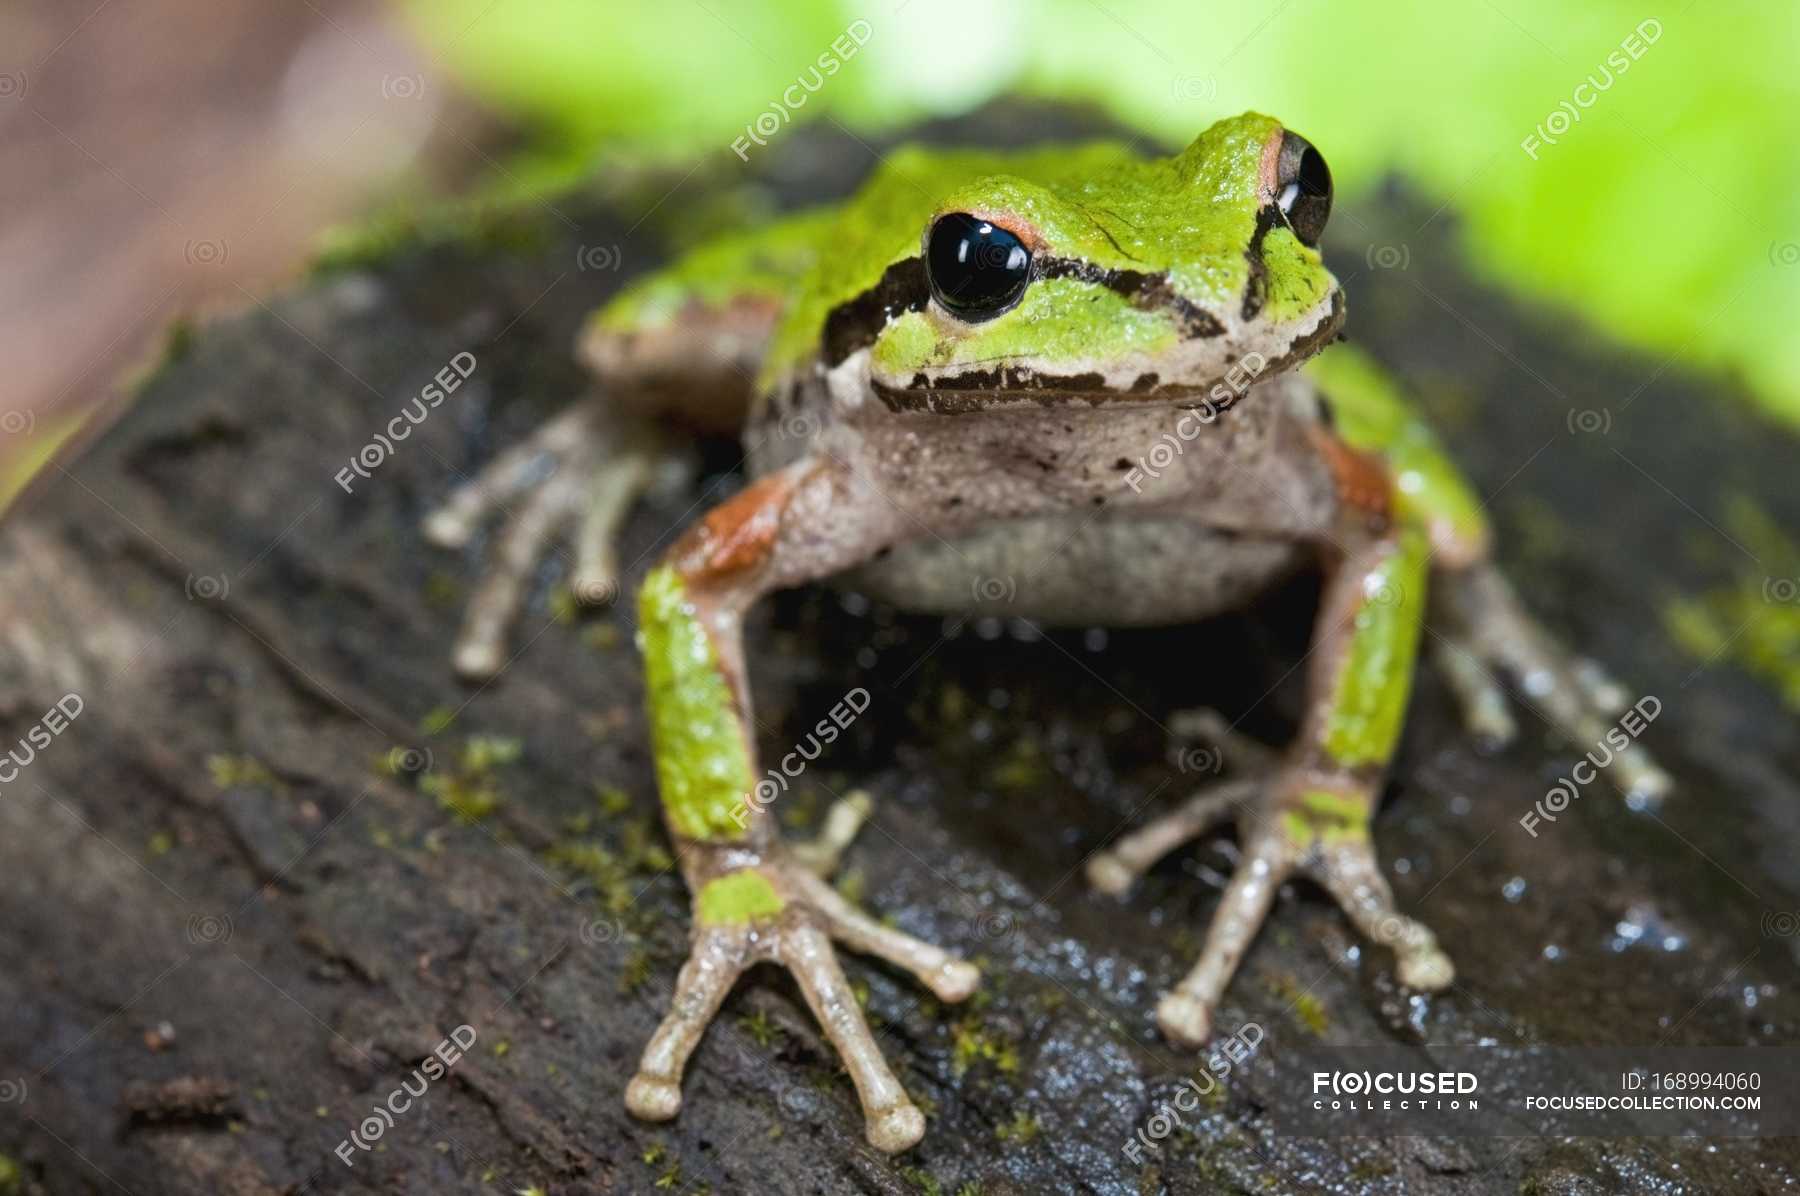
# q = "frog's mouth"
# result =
<box><xmin>866</xmin><ymin>286</ymin><xmax>1343</xmax><ymax>416</ymax></box>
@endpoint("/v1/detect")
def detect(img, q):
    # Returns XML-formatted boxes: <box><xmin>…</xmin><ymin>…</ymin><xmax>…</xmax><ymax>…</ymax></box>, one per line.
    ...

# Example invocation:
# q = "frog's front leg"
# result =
<box><xmin>628</xmin><ymin>459</ymin><xmax>979</xmax><ymax>1154</ymax></box>
<box><xmin>1091</xmin><ymin>528</ymin><xmax>1455</xmax><ymax>1047</ymax></box>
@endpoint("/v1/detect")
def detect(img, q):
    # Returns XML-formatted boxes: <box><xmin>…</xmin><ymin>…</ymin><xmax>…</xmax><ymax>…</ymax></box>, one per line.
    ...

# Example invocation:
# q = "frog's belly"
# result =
<box><xmin>844</xmin><ymin>514</ymin><xmax>1306</xmax><ymax>626</ymax></box>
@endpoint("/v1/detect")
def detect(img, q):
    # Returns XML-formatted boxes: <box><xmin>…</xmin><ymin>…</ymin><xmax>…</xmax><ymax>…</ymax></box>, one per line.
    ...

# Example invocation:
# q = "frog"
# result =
<box><xmin>422</xmin><ymin>112</ymin><xmax>1670</xmax><ymax>1153</ymax></box>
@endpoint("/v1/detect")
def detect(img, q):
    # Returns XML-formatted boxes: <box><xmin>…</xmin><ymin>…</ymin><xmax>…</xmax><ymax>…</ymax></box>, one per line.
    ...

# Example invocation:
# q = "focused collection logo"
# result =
<box><xmin>1312</xmin><ymin>1070</ymin><xmax>1480</xmax><ymax>1111</ymax></box>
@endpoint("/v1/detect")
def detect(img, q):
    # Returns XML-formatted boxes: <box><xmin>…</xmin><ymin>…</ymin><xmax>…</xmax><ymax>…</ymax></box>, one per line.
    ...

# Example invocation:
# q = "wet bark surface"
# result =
<box><xmin>2</xmin><ymin>103</ymin><xmax>1797</xmax><ymax>1195</ymax></box>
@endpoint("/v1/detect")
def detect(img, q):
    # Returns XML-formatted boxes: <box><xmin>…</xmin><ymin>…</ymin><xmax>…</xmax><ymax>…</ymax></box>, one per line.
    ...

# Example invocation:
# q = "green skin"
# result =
<box><xmin>427</xmin><ymin>112</ymin><xmax>1667</xmax><ymax>1154</ymax></box>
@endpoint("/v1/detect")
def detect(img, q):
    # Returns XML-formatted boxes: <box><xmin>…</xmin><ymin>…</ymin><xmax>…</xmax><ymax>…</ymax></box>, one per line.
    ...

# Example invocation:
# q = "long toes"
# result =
<box><xmin>1158</xmin><ymin>829</ymin><xmax>1293</xmax><ymax>1049</ymax></box>
<box><xmin>1085</xmin><ymin>778</ymin><xmax>1258</xmax><ymax>898</ymax></box>
<box><xmin>451</xmin><ymin>471</ymin><xmax>580</xmax><ymax>680</ymax></box>
<box><xmin>626</xmin><ymin>935</ymin><xmax>745</xmax><ymax>1126</ymax></box>
<box><xmin>1313</xmin><ymin>842</ymin><xmax>1455</xmax><ymax>991</ymax></box>
<box><xmin>1431</xmin><ymin>639</ymin><xmax>1517</xmax><ymax>747</ymax></box>
<box><xmin>780</xmin><ymin>922</ymin><xmax>924</xmax><ymax>1153</ymax></box>
<box><xmin>1572</xmin><ymin>657</ymin><xmax>1632</xmax><ymax>716</ymax></box>
<box><xmin>1168</xmin><ymin>707</ymin><xmax>1280</xmax><ymax>771</ymax></box>
<box><xmin>792</xmin><ymin>869</ymin><xmax>980</xmax><ymax>1004</ymax></box>
<box><xmin>423</xmin><ymin>406</ymin><xmax>590</xmax><ymax>547</ymax></box>
<box><xmin>572</xmin><ymin>450</ymin><xmax>652</xmax><ymax>607</ymax></box>
<box><xmin>1439</xmin><ymin>567</ymin><xmax>1673</xmax><ymax>799</ymax></box>
<box><xmin>789</xmin><ymin>791</ymin><xmax>874</xmax><ymax>878</ymax></box>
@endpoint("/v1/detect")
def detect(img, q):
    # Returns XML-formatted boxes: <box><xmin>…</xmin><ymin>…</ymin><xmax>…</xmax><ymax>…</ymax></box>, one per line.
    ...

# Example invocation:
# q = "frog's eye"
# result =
<box><xmin>925</xmin><ymin>213</ymin><xmax>1032</xmax><ymax>322</ymax></box>
<box><xmin>1275</xmin><ymin>131</ymin><xmax>1332</xmax><ymax>247</ymax></box>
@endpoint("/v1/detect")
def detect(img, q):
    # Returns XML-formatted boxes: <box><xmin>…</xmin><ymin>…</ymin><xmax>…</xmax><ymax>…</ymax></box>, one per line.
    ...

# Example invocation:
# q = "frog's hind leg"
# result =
<box><xmin>424</xmin><ymin>401</ymin><xmax>671</xmax><ymax>680</ymax></box>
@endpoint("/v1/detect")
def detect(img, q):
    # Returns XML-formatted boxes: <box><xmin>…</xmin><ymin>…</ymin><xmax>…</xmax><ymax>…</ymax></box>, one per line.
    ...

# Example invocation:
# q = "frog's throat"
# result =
<box><xmin>864</xmin><ymin>287</ymin><xmax>1343</xmax><ymax>416</ymax></box>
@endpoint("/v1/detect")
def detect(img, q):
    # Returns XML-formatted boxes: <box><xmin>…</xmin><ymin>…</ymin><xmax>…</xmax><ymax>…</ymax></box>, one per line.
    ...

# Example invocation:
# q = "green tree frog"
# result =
<box><xmin>423</xmin><ymin>113</ymin><xmax>1669</xmax><ymax>1153</ymax></box>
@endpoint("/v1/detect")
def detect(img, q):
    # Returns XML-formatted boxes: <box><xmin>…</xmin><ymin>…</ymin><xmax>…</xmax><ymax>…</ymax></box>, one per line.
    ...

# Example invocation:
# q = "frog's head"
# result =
<box><xmin>865</xmin><ymin>113</ymin><xmax>1342</xmax><ymax>414</ymax></box>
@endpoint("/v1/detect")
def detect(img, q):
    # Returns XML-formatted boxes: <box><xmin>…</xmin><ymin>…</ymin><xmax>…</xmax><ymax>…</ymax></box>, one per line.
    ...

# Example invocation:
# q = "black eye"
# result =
<box><xmin>1275</xmin><ymin>131</ymin><xmax>1332</xmax><ymax>247</ymax></box>
<box><xmin>925</xmin><ymin>213</ymin><xmax>1032</xmax><ymax>321</ymax></box>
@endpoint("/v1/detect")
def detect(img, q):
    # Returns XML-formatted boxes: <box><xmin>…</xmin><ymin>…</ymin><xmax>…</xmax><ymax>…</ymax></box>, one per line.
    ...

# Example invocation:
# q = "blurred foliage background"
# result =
<box><xmin>405</xmin><ymin>0</ymin><xmax>1800</xmax><ymax>423</ymax></box>
<box><xmin>4</xmin><ymin>0</ymin><xmax>1796</xmax><ymax>512</ymax></box>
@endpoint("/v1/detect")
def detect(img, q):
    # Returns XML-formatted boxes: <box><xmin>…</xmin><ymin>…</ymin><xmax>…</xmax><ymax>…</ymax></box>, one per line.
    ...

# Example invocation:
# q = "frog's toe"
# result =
<box><xmin>1434</xmin><ymin>564</ymin><xmax>1672</xmax><ymax>803</ymax></box>
<box><xmin>1430</xmin><ymin>638</ymin><xmax>1518</xmax><ymax>747</ymax></box>
<box><xmin>450</xmin><ymin>465</ymin><xmax>583</xmax><ymax>680</ymax></box>
<box><xmin>627</xmin><ymin>928</ymin><xmax>749</xmax><ymax>1124</ymax></box>
<box><xmin>789</xmin><ymin>790</ymin><xmax>875</xmax><ymax>878</ymax></box>
<box><xmin>1155</xmin><ymin>990</ymin><xmax>1215</xmax><ymax>1049</ymax></box>
<box><xmin>1085</xmin><ymin>777</ymin><xmax>1260</xmax><ymax>897</ymax></box>
<box><xmin>867</xmin><ymin>1103</ymin><xmax>928</xmax><ymax>1154</ymax></box>
<box><xmin>1310</xmin><ymin>839</ymin><xmax>1454</xmax><ymax>993</ymax></box>
<box><xmin>427</xmin><ymin>402</ymin><xmax>666</xmax><ymax>680</ymax></box>
<box><xmin>623</xmin><ymin>1073</ymin><xmax>683</xmax><ymax>1121</ymax></box>
<box><xmin>791</xmin><ymin>865</ymin><xmax>980</xmax><ymax>1003</ymax></box>
<box><xmin>778</xmin><ymin>920</ymin><xmax>928</xmax><ymax>1153</ymax></box>
<box><xmin>1158</xmin><ymin>823</ymin><xmax>1298</xmax><ymax>1045</ymax></box>
<box><xmin>423</xmin><ymin>405</ymin><xmax>589</xmax><ymax>548</ymax></box>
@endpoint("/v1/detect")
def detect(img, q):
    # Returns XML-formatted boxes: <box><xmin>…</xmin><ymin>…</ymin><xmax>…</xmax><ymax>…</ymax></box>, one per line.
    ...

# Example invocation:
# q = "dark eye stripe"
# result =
<box><xmin>820</xmin><ymin>252</ymin><xmax>1230</xmax><ymax>371</ymax></box>
<box><xmin>822</xmin><ymin>256</ymin><xmax>930</xmax><ymax>366</ymax></box>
